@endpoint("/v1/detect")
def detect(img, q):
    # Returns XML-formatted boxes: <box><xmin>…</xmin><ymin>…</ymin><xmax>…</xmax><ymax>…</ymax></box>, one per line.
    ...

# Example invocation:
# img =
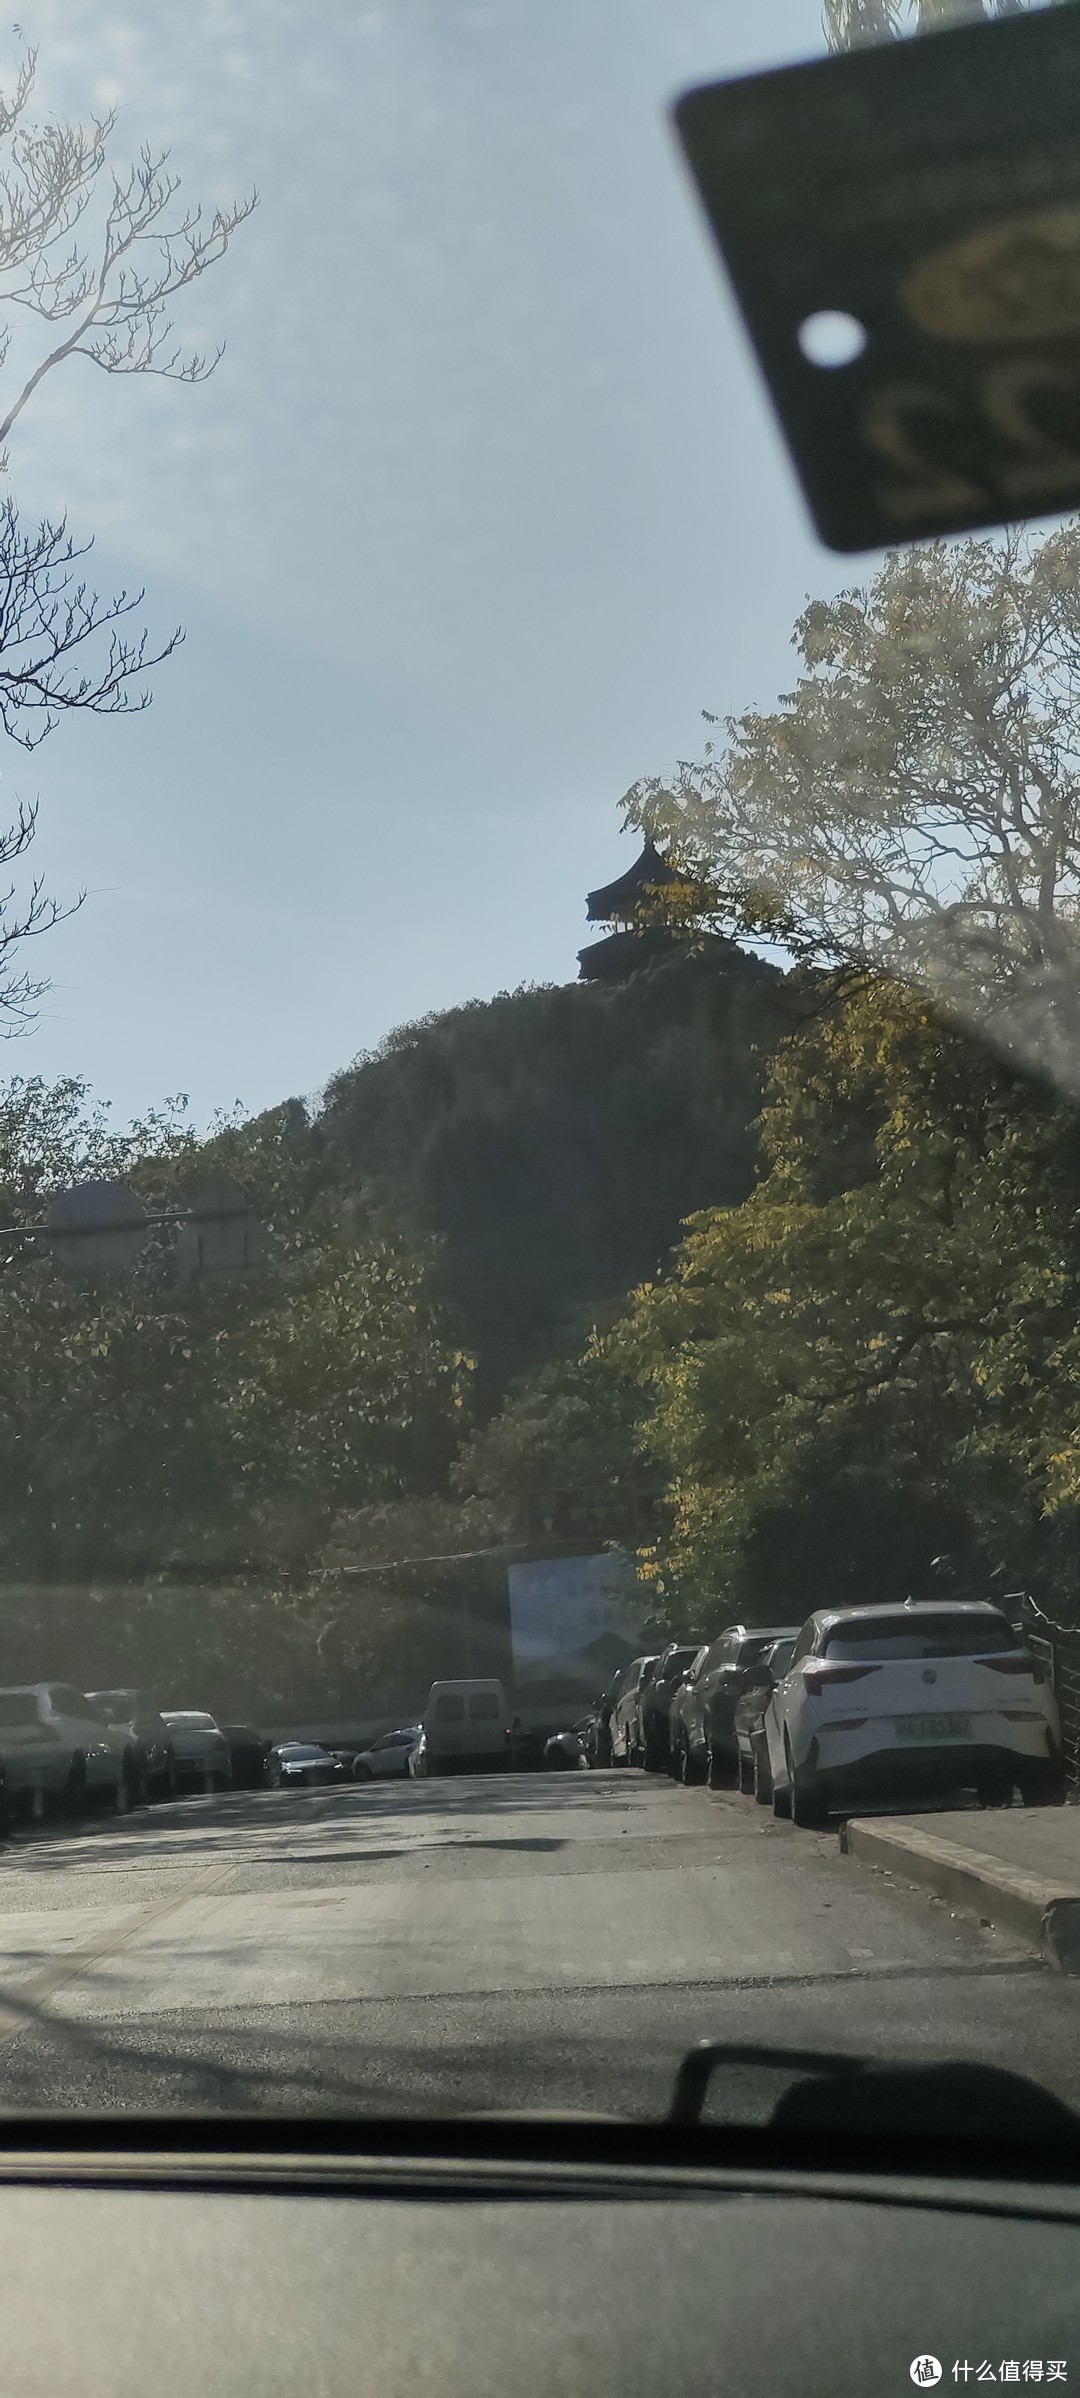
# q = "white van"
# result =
<box><xmin>422</xmin><ymin>1679</ymin><xmax>512</xmax><ymax>1775</ymax></box>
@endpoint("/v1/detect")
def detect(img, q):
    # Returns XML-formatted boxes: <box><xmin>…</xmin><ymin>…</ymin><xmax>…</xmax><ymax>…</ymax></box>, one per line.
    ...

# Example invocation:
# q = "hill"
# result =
<box><xmin>317</xmin><ymin>940</ymin><xmax>790</xmax><ymax>1408</ymax></box>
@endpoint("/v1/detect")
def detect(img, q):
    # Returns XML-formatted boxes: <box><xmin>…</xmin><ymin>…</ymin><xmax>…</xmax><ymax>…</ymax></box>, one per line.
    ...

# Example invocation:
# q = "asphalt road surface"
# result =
<box><xmin>0</xmin><ymin>1768</ymin><xmax>1075</xmax><ymax>2119</ymax></box>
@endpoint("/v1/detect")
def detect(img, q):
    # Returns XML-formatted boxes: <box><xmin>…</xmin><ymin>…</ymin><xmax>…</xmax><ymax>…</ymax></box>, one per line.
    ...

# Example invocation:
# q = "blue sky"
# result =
<box><xmin>0</xmin><ymin>0</ymin><xmax>848</xmax><ymax>1124</ymax></box>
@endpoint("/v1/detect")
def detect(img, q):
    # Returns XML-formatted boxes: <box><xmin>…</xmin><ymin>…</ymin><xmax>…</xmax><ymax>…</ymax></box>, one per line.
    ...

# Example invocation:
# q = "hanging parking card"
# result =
<box><xmin>672</xmin><ymin>8</ymin><xmax>1080</xmax><ymax>552</ymax></box>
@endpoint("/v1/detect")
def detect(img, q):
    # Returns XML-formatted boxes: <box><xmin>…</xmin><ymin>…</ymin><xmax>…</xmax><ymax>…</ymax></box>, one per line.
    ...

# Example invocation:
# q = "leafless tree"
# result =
<box><xmin>0</xmin><ymin>501</ymin><xmax>181</xmax><ymax>747</ymax></box>
<box><xmin>0</xmin><ymin>47</ymin><xmax>256</xmax><ymax>461</ymax></box>
<box><xmin>0</xmin><ymin>45</ymin><xmax>257</xmax><ymax>1025</ymax></box>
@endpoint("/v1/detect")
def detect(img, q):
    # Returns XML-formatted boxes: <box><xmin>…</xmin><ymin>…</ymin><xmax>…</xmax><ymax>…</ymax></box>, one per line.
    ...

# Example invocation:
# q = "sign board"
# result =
<box><xmin>174</xmin><ymin>1175</ymin><xmax>266</xmax><ymax>1285</ymax></box>
<box><xmin>45</xmin><ymin>1181</ymin><xmax>149</xmax><ymax>1278</ymax></box>
<box><xmin>525</xmin><ymin>1486</ymin><xmax>662</xmax><ymax>1546</ymax></box>
<box><xmin>507</xmin><ymin>1552</ymin><xmax>647</xmax><ymax>1692</ymax></box>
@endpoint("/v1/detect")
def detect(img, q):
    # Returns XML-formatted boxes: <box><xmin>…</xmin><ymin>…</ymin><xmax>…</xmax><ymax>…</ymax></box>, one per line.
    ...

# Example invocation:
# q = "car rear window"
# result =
<box><xmin>821</xmin><ymin>1614</ymin><xmax>1017</xmax><ymax>1661</ymax></box>
<box><xmin>0</xmin><ymin>1693</ymin><xmax>40</xmax><ymax>1727</ymax></box>
<box><xmin>468</xmin><ymin>1693</ymin><xmax>500</xmax><ymax>1721</ymax></box>
<box><xmin>434</xmin><ymin>1695</ymin><xmax>465</xmax><ymax>1723</ymax></box>
<box><xmin>737</xmin><ymin>1637</ymin><xmax>778</xmax><ymax>1667</ymax></box>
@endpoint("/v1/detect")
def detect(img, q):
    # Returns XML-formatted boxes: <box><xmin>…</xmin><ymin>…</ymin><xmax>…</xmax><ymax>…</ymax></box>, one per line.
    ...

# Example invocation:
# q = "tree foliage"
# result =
<box><xmin>824</xmin><ymin>0</ymin><xmax>1067</xmax><ymax>48</ymax></box>
<box><xmin>319</xmin><ymin>946</ymin><xmax>790</xmax><ymax>1407</ymax></box>
<box><xmin>0</xmin><ymin>1077</ymin><xmax>470</xmax><ymax>1581</ymax></box>
<box><xmin>597</xmin><ymin>979</ymin><xmax>1080</xmax><ymax>1625</ymax></box>
<box><xmin>624</xmin><ymin>527</ymin><xmax>1080</xmax><ymax>1100</ymax></box>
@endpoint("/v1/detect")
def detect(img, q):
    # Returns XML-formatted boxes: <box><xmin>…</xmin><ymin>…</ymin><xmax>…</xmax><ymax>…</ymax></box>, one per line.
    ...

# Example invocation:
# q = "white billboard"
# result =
<box><xmin>507</xmin><ymin>1552</ymin><xmax>647</xmax><ymax>1689</ymax></box>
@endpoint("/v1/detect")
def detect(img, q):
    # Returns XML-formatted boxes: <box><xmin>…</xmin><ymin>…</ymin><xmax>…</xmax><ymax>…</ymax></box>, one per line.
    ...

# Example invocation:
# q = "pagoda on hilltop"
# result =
<box><xmin>577</xmin><ymin>838</ymin><xmax>713</xmax><ymax>981</ymax></box>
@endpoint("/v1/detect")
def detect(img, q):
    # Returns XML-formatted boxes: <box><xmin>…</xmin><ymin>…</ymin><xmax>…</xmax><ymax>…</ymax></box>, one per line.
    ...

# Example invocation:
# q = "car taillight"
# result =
<box><xmin>981</xmin><ymin>1654</ymin><xmax>1048</xmax><ymax>1685</ymax></box>
<box><xmin>802</xmin><ymin>1663</ymin><xmax>878</xmax><ymax>1698</ymax></box>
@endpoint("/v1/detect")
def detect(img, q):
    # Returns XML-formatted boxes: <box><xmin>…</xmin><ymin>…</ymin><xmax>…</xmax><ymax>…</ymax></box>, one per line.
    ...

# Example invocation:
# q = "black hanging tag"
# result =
<box><xmin>673</xmin><ymin>10</ymin><xmax>1080</xmax><ymax>551</ymax></box>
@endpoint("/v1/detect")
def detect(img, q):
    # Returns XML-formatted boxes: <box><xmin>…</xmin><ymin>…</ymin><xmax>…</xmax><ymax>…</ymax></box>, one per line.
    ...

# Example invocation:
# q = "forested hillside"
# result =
<box><xmin>0</xmin><ymin>936</ymin><xmax>791</xmax><ymax>1706</ymax></box>
<box><xmin>318</xmin><ymin>940</ymin><xmax>789</xmax><ymax>1406</ymax></box>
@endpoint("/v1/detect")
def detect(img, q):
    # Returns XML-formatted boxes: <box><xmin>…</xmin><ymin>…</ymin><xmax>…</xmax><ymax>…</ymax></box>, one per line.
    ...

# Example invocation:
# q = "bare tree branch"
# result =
<box><xmin>0</xmin><ymin>49</ymin><xmax>257</xmax><ymax>443</ymax></box>
<box><xmin>0</xmin><ymin>45</ymin><xmax>255</xmax><ymax>1028</ymax></box>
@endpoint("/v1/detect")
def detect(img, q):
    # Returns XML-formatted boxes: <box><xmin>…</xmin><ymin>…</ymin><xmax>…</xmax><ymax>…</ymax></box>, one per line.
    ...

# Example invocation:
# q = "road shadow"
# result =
<box><xmin>0</xmin><ymin>1770</ymin><xmax>644</xmax><ymax>1876</ymax></box>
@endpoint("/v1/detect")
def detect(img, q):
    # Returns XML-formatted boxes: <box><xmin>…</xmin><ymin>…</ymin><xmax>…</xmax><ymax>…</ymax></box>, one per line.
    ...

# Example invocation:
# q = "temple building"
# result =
<box><xmin>578</xmin><ymin>838</ymin><xmax>711</xmax><ymax>981</ymax></box>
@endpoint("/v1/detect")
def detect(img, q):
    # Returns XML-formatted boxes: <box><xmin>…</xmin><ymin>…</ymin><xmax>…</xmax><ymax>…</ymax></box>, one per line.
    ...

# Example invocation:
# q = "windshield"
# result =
<box><xmin>0</xmin><ymin>0</ymin><xmax>1077</xmax><ymax>2145</ymax></box>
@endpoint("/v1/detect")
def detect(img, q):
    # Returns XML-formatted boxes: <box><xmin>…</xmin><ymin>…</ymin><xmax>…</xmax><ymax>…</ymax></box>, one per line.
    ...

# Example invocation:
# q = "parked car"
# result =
<box><xmin>161</xmin><ymin>1710</ymin><xmax>233</xmax><ymax>1793</ymax></box>
<box><xmin>638</xmin><ymin>1643</ymin><xmax>700</xmax><ymax>1774</ymax></box>
<box><xmin>0</xmin><ymin>1683</ymin><xmax>141</xmax><ymax>1817</ymax></box>
<box><xmin>352</xmin><ymin>1725</ymin><xmax>422</xmax><ymax>1781</ymax></box>
<box><xmin>508</xmin><ymin>1717</ymin><xmax>547</xmax><ymax>1771</ymax></box>
<box><xmin>421</xmin><ymin>1680</ymin><xmax>513</xmax><ymax>1775</ymax></box>
<box><xmin>218</xmin><ymin>1723</ymin><xmax>271</xmax><ymax>1790</ymax></box>
<box><xmin>667</xmin><ymin>1646</ymin><xmax>711</xmax><ymax>1779</ymax></box>
<box><xmin>543</xmin><ymin>1721</ymin><xmax>590</xmax><ymax>1770</ymax></box>
<box><xmin>762</xmin><ymin>1601</ymin><xmax>1068</xmax><ymax>1828</ymax></box>
<box><xmin>583</xmin><ymin>1676</ymin><xmax>625</xmax><ymax>1768</ymax></box>
<box><xmin>610</xmin><ymin>1655</ymin><xmax>660</xmax><ymax>1766</ymax></box>
<box><xmin>733</xmin><ymin>1639</ymin><xmax>796</xmax><ymax>1797</ymax></box>
<box><xmin>678</xmin><ymin>1623</ymin><xmax>802</xmax><ymax>1789</ymax></box>
<box><xmin>266</xmin><ymin>1741</ymin><xmax>351</xmax><ymax>1790</ymax></box>
<box><xmin>86</xmin><ymin>1689</ymin><xmax>177</xmax><ymax>1802</ymax></box>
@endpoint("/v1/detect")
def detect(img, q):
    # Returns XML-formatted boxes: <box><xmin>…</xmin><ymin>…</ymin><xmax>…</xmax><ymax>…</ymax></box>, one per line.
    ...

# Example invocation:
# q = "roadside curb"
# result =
<box><xmin>839</xmin><ymin>1816</ymin><xmax>1080</xmax><ymax>1975</ymax></box>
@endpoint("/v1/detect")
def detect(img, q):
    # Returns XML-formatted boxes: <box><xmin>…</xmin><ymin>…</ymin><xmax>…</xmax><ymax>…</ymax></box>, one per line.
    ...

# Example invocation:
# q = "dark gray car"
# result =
<box><xmin>638</xmin><ymin>1643</ymin><xmax>700</xmax><ymax>1774</ymax></box>
<box><xmin>87</xmin><ymin>1689</ymin><xmax>177</xmax><ymax>1802</ymax></box>
<box><xmin>672</xmin><ymin>1626</ymin><xmax>801</xmax><ymax>1787</ymax></box>
<box><xmin>733</xmin><ymin>1639</ymin><xmax>796</xmax><ymax>1796</ymax></box>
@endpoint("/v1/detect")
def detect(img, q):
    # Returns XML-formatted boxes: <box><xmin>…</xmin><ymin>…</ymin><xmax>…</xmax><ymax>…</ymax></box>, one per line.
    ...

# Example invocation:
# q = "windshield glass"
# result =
<box><xmin>0</xmin><ymin>0</ymin><xmax>1078</xmax><ymax>2143</ymax></box>
<box><xmin>822</xmin><ymin>1616</ymin><xmax>1019</xmax><ymax>1661</ymax></box>
<box><xmin>0</xmin><ymin>1694</ymin><xmax>39</xmax><ymax>1727</ymax></box>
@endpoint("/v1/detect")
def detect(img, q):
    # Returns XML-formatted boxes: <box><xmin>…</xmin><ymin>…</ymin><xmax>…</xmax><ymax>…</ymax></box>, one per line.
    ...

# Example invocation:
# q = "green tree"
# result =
<box><xmin>319</xmin><ymin>946</ymin><xmax>789</xmax><ymax>1407</ymax></box>
<box><xmin>624</xmin><ymin>527</ymin><xmax>1080</xmax><ymax>1101</ymax></box>
<box><xmin>454</xmin><ymin>1344</ymin><xmax>651</xmax><ymax>1533</ymax></box>
<box><xmin>0</xmin><ymin>1076</ymin><xmax>471</xmax><ymax>1580</ymax></box>
<box><xmin>598</xmin><ymin>981</ymin><xmax>1080</xmax><ymax>1623</ymax></box>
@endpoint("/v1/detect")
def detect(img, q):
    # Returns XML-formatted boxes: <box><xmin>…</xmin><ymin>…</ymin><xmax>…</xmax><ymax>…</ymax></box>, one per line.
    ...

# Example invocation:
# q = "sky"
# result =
<box><xmin>0</xmin><ymin>0</ymin><xmax>849</xmax><ymax>1126</ymax></box>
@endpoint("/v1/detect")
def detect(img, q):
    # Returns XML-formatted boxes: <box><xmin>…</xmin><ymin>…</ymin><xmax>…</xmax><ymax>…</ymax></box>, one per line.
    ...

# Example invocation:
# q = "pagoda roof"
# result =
<box><xmin>586</xmin><ymin>839</ymin><xmax>684</xmax><ymax>925</ymax></box>
<box><xmin>578</xmin><ymin>927</ymin><xmax>678</xmax><ymax>982</ymax></box>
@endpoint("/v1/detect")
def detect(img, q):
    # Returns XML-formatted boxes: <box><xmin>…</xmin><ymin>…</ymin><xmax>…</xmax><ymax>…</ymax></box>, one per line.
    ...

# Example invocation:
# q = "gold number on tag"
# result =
<box><xmin>982</xmin><ymin>359</ymin><xmax>1080</xmax><ymax>502</ymax></box>
<box><xmin>862</xmin><ymin>383</ymin><xmax>983</xmax><ymax>523</ymax></box>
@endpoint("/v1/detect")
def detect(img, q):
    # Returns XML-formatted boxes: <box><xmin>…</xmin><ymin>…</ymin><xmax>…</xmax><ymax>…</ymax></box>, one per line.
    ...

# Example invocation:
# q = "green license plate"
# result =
<box><xmin>895</xmin><ymin>1715</ymin><xmax>971</xmax><ymax>1742</ymax></box>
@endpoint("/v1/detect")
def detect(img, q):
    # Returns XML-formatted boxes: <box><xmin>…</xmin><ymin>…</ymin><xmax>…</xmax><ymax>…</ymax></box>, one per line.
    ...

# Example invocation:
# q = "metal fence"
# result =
<box><xmin>1020</xmin><ymin>1599</ymin><xmax>1080</xmax><ymax>1791</ymax></box>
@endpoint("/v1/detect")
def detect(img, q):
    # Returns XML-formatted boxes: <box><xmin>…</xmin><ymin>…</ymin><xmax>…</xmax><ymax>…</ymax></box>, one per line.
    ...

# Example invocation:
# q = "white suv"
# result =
<box><xmin>762</xmin><ymin>1601</ymin><xmax>1066</xmax><ymax>1827</ymax></box>
<box><xmin>0</xmin><ymin>1682</ymin><xmax>141</xmax><ymax>1816</ymax></box>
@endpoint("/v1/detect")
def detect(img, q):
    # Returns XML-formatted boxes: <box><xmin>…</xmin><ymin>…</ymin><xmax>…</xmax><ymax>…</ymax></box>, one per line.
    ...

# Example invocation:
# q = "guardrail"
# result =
<box><xmin>1020</xmin><ymin>1601</ymin><xmax>1080</xmax><ymax>1792</ymax></box>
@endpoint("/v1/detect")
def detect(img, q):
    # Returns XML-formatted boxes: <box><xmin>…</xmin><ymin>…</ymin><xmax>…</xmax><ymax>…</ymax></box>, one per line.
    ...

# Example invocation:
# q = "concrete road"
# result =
<box><xmin>0</xmin><ymin>1768</ymin><xmax>1076</xmax><ymax>2118</ymax></box>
